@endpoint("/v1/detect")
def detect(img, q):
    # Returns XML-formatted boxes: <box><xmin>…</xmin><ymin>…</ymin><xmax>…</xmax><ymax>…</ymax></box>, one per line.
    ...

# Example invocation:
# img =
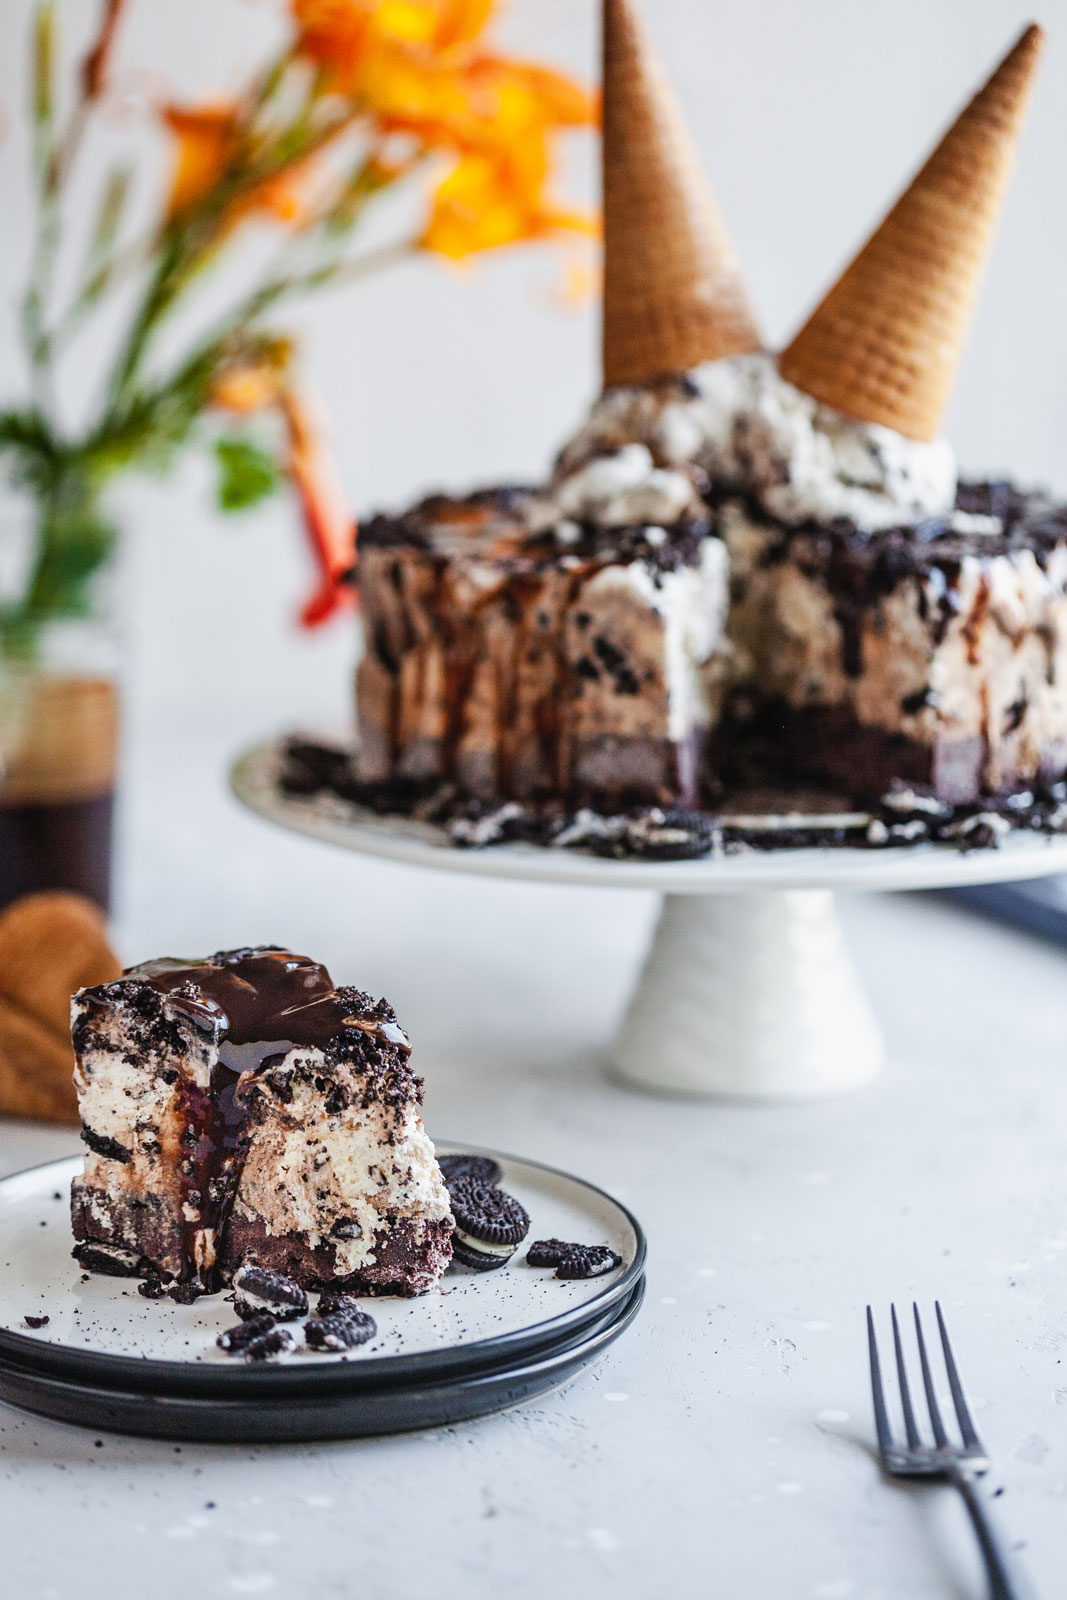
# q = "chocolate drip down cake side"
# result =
<box><xmin>70</xmin><ymin>947</ymin><xmax>453</xmax><ymax>1301</ymax></box>
<box><xmin>349</xmin><ymin>14</ymin><xmax>1067</xmax><ymax>832</ymax></box>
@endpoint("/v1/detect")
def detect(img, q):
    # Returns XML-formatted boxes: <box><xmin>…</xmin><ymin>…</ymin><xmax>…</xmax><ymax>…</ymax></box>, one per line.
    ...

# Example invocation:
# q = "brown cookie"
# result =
<box><xmin>0</xmin><ymin>997</ymin><xmax>79</xmax><ymax>1122</ymax></box>
<box><xmin>0</xmin><ymin>892</ymin><xmax>120</xmax><ymax>1042</ymax></box>
<box><xmin>0</xmin><ymin>892</ymin><xmax>120</xmax><ymax>1123</ymax></box>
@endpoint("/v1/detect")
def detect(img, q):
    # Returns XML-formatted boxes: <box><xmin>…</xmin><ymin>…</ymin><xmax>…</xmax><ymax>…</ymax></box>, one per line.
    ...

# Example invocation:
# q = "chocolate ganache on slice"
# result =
<box><xmin>70</xmin><ymin>947</ymin><xmax>453</xmax><ymax>1300</ymax></box>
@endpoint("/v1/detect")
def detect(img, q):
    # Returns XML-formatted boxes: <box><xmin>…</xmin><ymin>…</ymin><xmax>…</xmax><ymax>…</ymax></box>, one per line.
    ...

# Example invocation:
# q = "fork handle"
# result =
<box><xmin>951</xmin><ymin>1470</ymin><xmax>1039</xmax><ymax>1600</ymax></box>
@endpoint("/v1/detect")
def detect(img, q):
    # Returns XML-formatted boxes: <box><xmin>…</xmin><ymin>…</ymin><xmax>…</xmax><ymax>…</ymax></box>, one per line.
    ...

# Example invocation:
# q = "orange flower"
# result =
<box><xmin>210</xmin><ymin>342</ymin><xmax>293</xmax><ymax>413</ymax></box>
<box><xmin>162</xmin><ymin>104</ymin><xmax>238</xmax><ymax>218</ymax></box>
<box><xmin>421</xmin><ymin>150</ymin><xmax>594</xmax><ymax>259</ymax></box>
<box><xmin>292</xmin><ymin>0</ymin><xmax>494</xmax><ymax>83</ymax></box>
<box><xmin>289</xmin><ymin>0</ymin><xmax>595</xmax><ymax>154</ymax></box>
<box><xmin>218</xmin><ymin>4</ymin><xmax>600</xmax><ymax>263</ymax></box>
<box><xmin>406</xmin><ymin>54</ymin><xmax>596</xmax><ymax>260</ymax></box>
<box><xmin>161</xmin><ymin>103</ymin><xmax>330</xmax><ymax>229</ymax></box>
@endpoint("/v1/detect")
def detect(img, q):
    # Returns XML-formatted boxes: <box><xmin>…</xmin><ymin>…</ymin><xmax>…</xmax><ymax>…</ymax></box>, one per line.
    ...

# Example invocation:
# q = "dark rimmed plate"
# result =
<box><xmin>0</xmin><ymin>1278</ymin><xmax>645</xmax><ymax>1441</ymax></box>
<box><xmin>0</xmin><ymin>1148</ymin><xmax>645</xmax><ymax>1400</ymax></box>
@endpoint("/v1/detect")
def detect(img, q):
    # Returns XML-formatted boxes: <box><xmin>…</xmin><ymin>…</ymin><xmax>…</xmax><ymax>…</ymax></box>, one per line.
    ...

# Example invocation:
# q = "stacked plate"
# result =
<box><xmin>0</xmin><ymin>1146</ymin><xmax>645</xmax><ymax>1442</ymax></box>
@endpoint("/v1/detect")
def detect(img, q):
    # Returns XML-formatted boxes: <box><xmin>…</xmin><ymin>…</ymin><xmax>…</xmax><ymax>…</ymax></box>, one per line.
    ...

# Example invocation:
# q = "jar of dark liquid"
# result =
<box><xmin>0</xmin><ymin>625</ymin><xmax>118</xmax><ymax>913</ymax></box>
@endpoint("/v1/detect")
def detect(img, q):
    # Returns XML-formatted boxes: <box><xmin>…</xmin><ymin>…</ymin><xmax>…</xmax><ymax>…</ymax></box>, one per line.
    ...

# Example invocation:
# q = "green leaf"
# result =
<box><xmin>213</xmin><ymin>436</ymin><xmax>281</xmax><ymax>512</ymax></box>
<box><xmin>81</xmin><ymin>165</ymin><xmax>133</xmax><ymax>285</ymax></box>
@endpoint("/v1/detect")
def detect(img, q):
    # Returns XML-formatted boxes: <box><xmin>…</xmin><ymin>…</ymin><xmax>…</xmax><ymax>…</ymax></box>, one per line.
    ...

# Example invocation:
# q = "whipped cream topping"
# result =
<box><xmin>554</xmin><ymin>352</ymin><xmax>958</xmax><ymax>534</ymax></box>
<box><xmin>524</xmin><ymin>442</ymin><xmax>700</xmax><ymax>535</ymax></box>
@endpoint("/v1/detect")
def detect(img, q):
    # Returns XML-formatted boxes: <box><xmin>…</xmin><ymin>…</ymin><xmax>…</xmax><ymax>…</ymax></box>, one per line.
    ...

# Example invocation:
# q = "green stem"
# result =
<box><xmin>0</xmin><ymin>466</ymin><xmax>115</xmax><ymax>663</ymax></box>
<box><xmin>101</xmin><ymin>87</ymin><xmax>376</xmax><ymax>410</ymax></box>
<box><xmin>50</xmin><ymin>229</ymin><xmax>152</xmax><ymax>352</ymax></box>
<box><xmin>220</xmin><ymin>236</ymin><xmax>416</xmax><ymax>326</ymax></box>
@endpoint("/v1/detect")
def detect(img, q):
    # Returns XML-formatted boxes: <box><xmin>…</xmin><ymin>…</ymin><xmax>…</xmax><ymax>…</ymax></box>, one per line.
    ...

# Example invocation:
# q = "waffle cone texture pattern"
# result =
<box><xmin>779</xmin><ymin>24</ymin><xmax>1044</xmax><ymax>441</ymax></box>
<box><xmin>601</xmin><ymin>0</ymin><xmax>761</xmax><ymax>388</ymax></box>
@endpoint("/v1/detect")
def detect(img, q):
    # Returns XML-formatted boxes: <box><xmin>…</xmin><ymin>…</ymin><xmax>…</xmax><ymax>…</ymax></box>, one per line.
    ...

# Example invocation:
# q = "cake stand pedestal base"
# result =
<box><xmin>610</xmin><ymin>890</ymin><xmax>885</xmax><ymax>1099</ymax></box>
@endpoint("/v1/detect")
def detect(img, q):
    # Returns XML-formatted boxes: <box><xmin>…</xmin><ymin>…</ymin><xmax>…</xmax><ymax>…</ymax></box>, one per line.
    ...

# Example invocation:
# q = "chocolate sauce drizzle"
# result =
<box><xmin>127</xmin><ymin>948</ymin><xmax>409</xmax><ymax>1300</ymax></box>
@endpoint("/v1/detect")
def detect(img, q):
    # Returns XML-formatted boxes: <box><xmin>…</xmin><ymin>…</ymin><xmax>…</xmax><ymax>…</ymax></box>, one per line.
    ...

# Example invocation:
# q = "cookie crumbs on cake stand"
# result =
<box><xmin>231</xmin><ymin>737</ymin><xmax>1067</xmax><ymax>1101</ymax></box>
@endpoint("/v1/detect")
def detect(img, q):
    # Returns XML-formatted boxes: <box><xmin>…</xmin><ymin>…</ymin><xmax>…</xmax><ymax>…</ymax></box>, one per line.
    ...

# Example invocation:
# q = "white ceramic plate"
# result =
<box><xmin>0</xmin><ymin>1147</ymin><xmax>643</xmax><ymax>1386</ymax></box>
<box><xmin>231</xmin><ymin>738</ymin><xmax>1067</xmax><ymax>894</ymax></box>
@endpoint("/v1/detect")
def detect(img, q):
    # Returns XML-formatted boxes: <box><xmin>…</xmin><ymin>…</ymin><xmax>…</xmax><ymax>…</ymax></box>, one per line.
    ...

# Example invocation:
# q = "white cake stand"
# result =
<box><xmin>231</xmin><ymin>740</ymin><xmax>1067</xmax><ymax>1102</ymax></box>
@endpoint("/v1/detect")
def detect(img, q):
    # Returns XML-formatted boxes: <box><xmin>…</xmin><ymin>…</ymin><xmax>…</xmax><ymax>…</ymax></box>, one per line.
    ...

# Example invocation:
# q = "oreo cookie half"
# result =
<box><xmin>555</xmin><ymin>1245</ymin><xmax>622</xmax><ymax>1280</ymax></box>
<box><xmin>448</xmin><ymin>1176</ymin><xmax>530</xmax><ymax>1272</ymax></box>
<box><xmin>438</xmin><ymin>1153</ymin><xmax>503</xmax><ymax>1190</ymax></box>
<box><xmin>231</xmin><ymin>1264</ymin><xmax>308</xmax><ymax>1322</ymax></box>
<box><xmin>304</xmin><ymin>1310</ymin><xmax>376</xmax><ymax>1352</ymax></box>
<box><xmin>526</xmin><ymin>1238</ymin><xmax>623</xmax><ymax>1279</ymax></box>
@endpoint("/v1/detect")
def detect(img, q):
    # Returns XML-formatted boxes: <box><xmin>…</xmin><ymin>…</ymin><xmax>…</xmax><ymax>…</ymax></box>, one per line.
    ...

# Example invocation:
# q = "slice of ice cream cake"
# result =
<box><xmin>70</xmin><ymin>946</ymin><xmax>453</xmax><ymax>1300</ymax></box>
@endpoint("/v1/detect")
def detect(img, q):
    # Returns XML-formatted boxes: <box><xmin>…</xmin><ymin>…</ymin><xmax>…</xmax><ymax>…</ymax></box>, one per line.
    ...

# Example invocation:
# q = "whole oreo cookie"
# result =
<box><xmin>448</xmin><ymin>1176</ymin><xmax>530</xmax><ymax>1271</ymax></box>
<box><xmin>438</xmin><ymin>1153</ymin><xmax>503</xmax><ymax>1190</ymax></box>
<box><xmin>526</xmin><ymin>1238</ymin><xmax>623</xmax><ymax>1279</ymax></box>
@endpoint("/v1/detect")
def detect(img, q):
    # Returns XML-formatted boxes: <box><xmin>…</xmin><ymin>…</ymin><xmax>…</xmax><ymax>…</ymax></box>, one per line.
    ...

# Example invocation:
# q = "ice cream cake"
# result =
<box><xmin>351</xmin><ymin>10</ymin><xmax>1063</xmax><ymax>819</ymax></box>
<box><xmin>70</xmin><ymin>947</ymin><xmax>453</xmax><ymax>1301</ymax></box>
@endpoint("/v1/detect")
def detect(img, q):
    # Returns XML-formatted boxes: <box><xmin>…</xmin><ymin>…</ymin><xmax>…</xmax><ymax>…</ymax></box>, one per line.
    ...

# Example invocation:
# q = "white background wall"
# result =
<box><xmin>1</xmin><ymin>0</ymin><xmax>1066</xmax><ymax>758</ymax></box>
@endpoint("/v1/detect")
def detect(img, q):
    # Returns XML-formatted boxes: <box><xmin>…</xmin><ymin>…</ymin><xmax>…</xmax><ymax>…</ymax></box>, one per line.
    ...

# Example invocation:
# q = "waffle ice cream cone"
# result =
<box><xmin>601</xmin><ymin>0</ymin><xmax>761</xmax><ymax>389</ymax></box>
<box><xmin>779</xmin><ymin>23</ymin><xmax>1044</xmax><ymax>441</ymax></box>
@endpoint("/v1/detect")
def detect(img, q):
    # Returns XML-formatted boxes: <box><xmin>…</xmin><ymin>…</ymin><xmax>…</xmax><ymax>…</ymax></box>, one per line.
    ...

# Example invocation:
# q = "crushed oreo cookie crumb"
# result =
<box><xmin>275</xmin><ymin>739</ymin><xmax>1067</xmax><ymax>861</ymax></box>
<box><xmin>241</xmin><ymin>1326</ymin><xmax>295</xmax><ymax>1363</ymax></box>
<box><xmin>217</xmin><ymin>1312</ymin><xmax>277</xmax><ymax>1354</ymax></box>
<box><xmin>22</xmin><ymin>1314</ymin><xmax>49</xmax><ymax>1329</ymax></box>
<box><xmin>316</xmin><ymin>1290</ymin><xmax>363</xmax><ymax>1319</ymax></box>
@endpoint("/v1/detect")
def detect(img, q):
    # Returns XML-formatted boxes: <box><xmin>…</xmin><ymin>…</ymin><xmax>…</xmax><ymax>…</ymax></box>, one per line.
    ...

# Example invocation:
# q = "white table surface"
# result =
<box><xmin>3</xmin><ymin>723</ymin><xmax>1067</xmax><ymax>1600</ymax></box>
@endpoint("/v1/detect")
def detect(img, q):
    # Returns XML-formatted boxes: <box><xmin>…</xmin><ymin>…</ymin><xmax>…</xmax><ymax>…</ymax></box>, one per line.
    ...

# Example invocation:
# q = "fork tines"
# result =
<box><xmin>867</xmin><ymin>1301</ymin><xmax>987</xmax><ymax>1471</ymax></box>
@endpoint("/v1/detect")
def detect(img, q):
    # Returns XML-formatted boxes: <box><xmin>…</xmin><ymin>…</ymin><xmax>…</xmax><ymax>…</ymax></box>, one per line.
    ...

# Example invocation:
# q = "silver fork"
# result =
<box><xmin>867</xmin><ymin>1303</ymin><xmax>1039</xmax><ymax>1600</ymax></box>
